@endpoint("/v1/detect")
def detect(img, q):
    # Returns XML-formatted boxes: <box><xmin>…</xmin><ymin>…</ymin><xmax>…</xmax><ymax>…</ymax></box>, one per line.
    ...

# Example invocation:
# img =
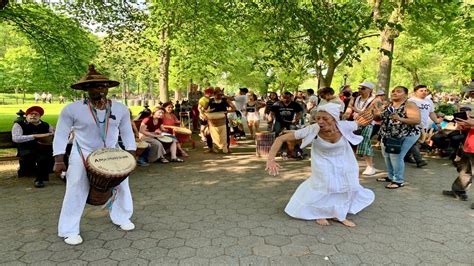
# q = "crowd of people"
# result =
<box><xmin>11</xmin><ymin>65</ymin><xmax>474</xmax><ymax>244</ymax></box>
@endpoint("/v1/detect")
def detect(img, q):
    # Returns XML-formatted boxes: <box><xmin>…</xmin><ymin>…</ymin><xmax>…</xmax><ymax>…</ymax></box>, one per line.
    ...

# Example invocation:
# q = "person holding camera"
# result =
<box><xmin>376</xmin><ymin>86</ymin><xmax>421</xmax><ymax>189</ymax></box>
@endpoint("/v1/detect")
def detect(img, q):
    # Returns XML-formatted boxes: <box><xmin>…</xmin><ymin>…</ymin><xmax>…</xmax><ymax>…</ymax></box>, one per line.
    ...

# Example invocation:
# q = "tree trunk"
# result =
<box><xmin>411</xmin><ymin>69</ymin><xmax>420</xmax><ymax>87</ymax></box>
<box><xmin>159</xmin><ymin>27</ymin><xmax>170</xmax><ymax>103</ymax></box>
<box><xmin>376</xmin><ymin>28</ymin><xmax>394</xmax><ymax>91</ymax></box>
<box><xmin>374</xmin><ymin>1</ymin><xmax>407</xmax><ymax>91</ymax></box>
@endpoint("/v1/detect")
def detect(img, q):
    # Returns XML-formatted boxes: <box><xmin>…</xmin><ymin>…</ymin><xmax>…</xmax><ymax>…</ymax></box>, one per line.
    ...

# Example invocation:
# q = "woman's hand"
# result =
<box><xmin>455</xmin><ymin>118</ymin><xmax>474</xmax><ymax>128</ymax></box>
<box><xmin>265</xmin><ymin>159</ymin><xmax>281</xmax><ymax>176</ymax></box>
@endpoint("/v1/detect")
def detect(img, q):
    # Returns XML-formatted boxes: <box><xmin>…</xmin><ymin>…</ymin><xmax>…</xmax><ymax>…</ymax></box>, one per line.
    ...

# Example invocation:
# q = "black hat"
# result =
<box><xmin>71</xmin><ymin>64</ymin><xmax>120</xmax><ymax>90</ymax></box>
<box><xmin>239</xmin><ymin>87</ymin><xmax>249</xmax><ymax>93</ymax></box>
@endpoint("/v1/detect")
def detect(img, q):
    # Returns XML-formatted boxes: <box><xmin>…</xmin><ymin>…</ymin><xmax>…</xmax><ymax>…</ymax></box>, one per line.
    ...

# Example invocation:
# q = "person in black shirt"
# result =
<box><xmin>206</xmin><ymin>88</ymin><xmax>236</xmax><ymax>153</ymax></box>
<box><xmin>269</xmin><ymin>91</ymin><xmax>303</xmax><ymax>136</ymax></box>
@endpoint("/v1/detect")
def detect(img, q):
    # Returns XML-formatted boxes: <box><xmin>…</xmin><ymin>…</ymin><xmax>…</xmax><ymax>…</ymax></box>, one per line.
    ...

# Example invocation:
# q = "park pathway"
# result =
<box><xmin>0</xmin><ymin>136</ymin><xmax>473</xmax><ymax>265</ymax></box>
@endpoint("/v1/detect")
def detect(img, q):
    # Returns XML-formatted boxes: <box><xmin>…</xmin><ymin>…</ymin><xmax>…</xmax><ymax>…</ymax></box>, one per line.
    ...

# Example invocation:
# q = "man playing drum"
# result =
<box><xmin>53</xmin><ymin>65</ymin><xmax>137</xmax><ymax>245</ymax></box>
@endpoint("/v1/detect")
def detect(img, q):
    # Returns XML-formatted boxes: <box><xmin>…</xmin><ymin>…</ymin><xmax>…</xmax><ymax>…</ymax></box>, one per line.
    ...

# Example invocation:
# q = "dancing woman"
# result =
<box><xmin>265</xmin><ymin>103</ymin><xmax>374</xmax><ymax>227</ymax></box>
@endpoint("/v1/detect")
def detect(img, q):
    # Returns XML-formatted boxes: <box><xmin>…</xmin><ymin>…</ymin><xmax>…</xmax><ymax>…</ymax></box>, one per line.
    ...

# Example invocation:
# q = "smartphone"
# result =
<box><xmin>453</xmin><ymin>111</ymin><xmax>468</xmax><ymax>121</ymax></box>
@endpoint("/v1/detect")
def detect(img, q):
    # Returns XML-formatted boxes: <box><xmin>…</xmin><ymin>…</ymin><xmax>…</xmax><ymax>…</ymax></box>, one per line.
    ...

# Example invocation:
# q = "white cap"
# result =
<box><xmin>376</xmin><ymin>89</ymin><xmax>385</xmax><ymax>96</ymax></box>
<box><xmin>316</xmin><ymin>103</ymin><xmax>341</xmax><ymax>121</ymax></box>
<box><xmin>358</xmin><ymin>82</ymin><xmax>375</xmax><ymax>90</ymax></box>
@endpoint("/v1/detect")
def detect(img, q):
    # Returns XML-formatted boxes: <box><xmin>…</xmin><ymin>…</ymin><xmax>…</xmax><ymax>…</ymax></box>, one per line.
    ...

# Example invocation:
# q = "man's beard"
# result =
<box><xmin>90</xmin><ymin>93</ymin><xmax>106</xmax><ymax>101</ymax></box>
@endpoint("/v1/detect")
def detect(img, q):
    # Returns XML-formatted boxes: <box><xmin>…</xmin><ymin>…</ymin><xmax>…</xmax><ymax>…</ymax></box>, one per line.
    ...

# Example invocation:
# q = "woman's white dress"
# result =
<box><xmin>284</xmin><ymin>135</ymin><xmax>374</xmax><ymax>221</ymax></box>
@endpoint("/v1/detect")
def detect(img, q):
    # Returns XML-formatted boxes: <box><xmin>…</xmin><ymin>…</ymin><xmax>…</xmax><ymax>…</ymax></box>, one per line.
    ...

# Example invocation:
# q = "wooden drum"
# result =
<box><xmin>163</xmin><ymin>125</ymin><xmax>192</xmax><ymax>143</ymax></box>
<box><xmin>135</xmin><ymin>141</ymin><xmax>149</xmax><ymax>157</ymax></box>
<box><xmin>255</xmin><ymin>131</ymin><xmax>275</xmax><ymax>157</ymax></box>
<box><xmin>206</xmin><ymin>112</ymin><xmax>226</xmax><ymax>127</ymax></box>
<box><xmin>86</xmin><ymin>148</ymin><xmax>137</xmax><ymax>205</ymax></box>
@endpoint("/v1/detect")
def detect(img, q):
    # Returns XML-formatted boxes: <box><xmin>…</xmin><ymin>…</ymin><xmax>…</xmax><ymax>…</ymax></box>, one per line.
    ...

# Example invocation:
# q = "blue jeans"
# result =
<box><xmin>381</xmin><ymin>134</ymin><xmax>420</xmax><ymax>184</ymax></box>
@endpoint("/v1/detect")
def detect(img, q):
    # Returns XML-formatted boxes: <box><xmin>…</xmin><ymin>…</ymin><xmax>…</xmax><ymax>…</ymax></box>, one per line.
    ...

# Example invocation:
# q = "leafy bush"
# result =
<box><xmin>435</xmin><ymin>104</ymin><xmax>457</xmax><ymax>115</ymax></box>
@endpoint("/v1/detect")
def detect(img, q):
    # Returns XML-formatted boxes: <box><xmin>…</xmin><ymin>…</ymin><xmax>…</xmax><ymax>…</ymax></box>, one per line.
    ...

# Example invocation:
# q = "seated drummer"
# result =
<box><xmin>139</xmin><ymin>108</ymin><xmax>184</xmax><ymax>162</ymax></box>
<box><xmin>161</xmin><ymin>101</ymin><xmax>189</xmax><ymax>157</ymax></box>
<box><xmin>11</xmin><ymin>106</ymin><xmax>54</xmax><ymax>188</ymax></box>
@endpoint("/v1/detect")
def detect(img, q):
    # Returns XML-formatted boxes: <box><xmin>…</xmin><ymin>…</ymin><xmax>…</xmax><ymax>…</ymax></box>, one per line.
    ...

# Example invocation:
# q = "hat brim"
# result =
<box><xmin>71</xmin><ymin>80</ymin><xmax>120</xmax><ymax>90</ymax></box>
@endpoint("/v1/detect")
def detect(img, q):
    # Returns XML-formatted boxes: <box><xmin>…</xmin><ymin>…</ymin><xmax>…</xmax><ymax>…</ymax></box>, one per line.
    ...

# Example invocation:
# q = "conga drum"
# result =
<box><xmin>86</xmin><ymin>148</ymin><xmax>137</xmax><ymax>205</ymax></box>
<box><xmin>206</xmin><ymin>112</ymin><xmax>226</xmax><ymax>127</ymax></box>
<box><xmin>155</xmin><ymin>135</ymin><xmax>174</xmax><ymax>143</ymax></box>
<box><xmin>255</xmin><ymin>131</ymin><xmax>275</xmax><ymax>157</ymax></box>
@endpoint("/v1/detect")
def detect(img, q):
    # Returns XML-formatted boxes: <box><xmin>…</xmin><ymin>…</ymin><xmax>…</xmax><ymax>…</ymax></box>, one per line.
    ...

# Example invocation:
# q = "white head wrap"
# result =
<box><xmin>316</xmin><ymin>103</ymin><xmax>340</xmax><ymax>121</ymax></box>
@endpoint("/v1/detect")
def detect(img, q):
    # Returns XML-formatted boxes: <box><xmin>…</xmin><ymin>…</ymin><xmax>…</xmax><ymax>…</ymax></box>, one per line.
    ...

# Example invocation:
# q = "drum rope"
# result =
<box><xmin>106</xmin><ymin>187</ymin><xmax>119</xmax><ymax>210</ymax></box>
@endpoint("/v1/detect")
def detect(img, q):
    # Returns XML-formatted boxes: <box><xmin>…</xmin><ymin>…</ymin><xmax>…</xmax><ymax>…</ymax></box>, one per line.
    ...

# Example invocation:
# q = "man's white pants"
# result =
<box><xmin>58</xmin><ymin>152</ymin><xmax>133</xmax><ymax>237</ymax></box>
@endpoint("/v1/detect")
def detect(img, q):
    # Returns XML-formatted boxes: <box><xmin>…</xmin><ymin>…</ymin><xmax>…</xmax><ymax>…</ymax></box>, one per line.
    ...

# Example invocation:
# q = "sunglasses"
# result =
<box><xmin>358</xmin><ymin>87</ymin><xmax>368</xmax><ymax>90</ymax></box>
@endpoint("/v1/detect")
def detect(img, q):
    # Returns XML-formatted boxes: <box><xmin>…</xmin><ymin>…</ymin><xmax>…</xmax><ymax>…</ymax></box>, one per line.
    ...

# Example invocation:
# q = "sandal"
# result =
<box><xmin>376</xmin><ymin>177</ymin><xmax>392</xmax><ymax>182</ymax></box>
<box><xmin>158</xmin><ymin>158</ymin><xmax>169</xmax><ymax>163</ymax></box>
<box><xmin>385</xmin><ymin>182</ymin><xmax>404</xmax><ymax>189</ymax></box>
<box><xmin>171</xmin><ymin>158</ymin><xmax>184</xmax><ymax>162</ymax></box>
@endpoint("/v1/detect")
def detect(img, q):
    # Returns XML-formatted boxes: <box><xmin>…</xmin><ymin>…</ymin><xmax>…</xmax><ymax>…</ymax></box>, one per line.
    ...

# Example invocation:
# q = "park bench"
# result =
<box><xmin>0</xmin><ymin>131</ymin><xmax>17</xmax><ymax>161</ymax></box>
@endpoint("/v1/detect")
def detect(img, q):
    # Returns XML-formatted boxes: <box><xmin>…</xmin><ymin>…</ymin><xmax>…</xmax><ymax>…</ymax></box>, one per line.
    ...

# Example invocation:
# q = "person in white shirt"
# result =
<box><xmin>53</xmin><ymin>65</ymin><xmax>136</xmax><ymax>246</ymax></box>
<box><xmin>407</xmin><ymin>84</ymin><xmax>440</xmax><ymax>167</ymax></box>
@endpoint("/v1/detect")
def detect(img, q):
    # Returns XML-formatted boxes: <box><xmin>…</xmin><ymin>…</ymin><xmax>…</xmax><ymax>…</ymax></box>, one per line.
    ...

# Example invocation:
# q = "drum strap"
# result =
<box><xmin>87</xmin><ymin>99</ymin><xmax>112</xmax><ymax>147</ymax></box>
<box><xmin>75</xmin><ymin>140</ymin><xmax>87</xmax><ymax>167</ymax></box>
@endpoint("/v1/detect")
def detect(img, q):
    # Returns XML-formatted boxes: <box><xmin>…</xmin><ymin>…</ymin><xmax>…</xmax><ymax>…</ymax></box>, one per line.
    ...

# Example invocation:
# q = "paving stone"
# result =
<box><xmin>149</xmin><ymin>229</ymin><xmax>175</xmax><ymax>240</ymax></box>
<box><xmin>299</xmin><ymin>255</ymin><xmax>331</xmax><ymax>265</ymax></box>
<box><xmin>251</xmin><ymin>226</ymin><xmax>275</xmax><ymax>237</ymax></box>
<box><xmin>109</xmin><ymin>247</ymin><xmax>140</xmax><ymax>261</ymax></box>
<box><xmin>19</xmin><ymin>240</ymin><xmax>50</xmax><ymax>252</ymax></box>
<box><xmin>211</xmin><ymin>236</ymin><xmax>238</xmax><ymax>248</ymax></box>
<box><xmin>329</xmin><ymin>253</ymin><xmax>362</xmax><ymax>265</ymax></box>
<box><xmin>358</xmin><ymin>251</ymin><xmax>390</xmax><ymax>264</ymax></box>
<box><xmin>123</xmin><ymin>230</ymin><xmax>151</xmax><ymax>240</ymax></box>
<box><xmin>104</xmin><ymin>238</ymin><xmax>132</xmax><ymax>250</ymax></box>
<box><xmin>138</xmin><ymin>247</ymin><xmax>168</xmax><ymax>260</ymax></box>
<box><xmin>57</xmin><ymin>259</ymin><xmax>88</xmax><ymax>266</ymax></box>
<box><xmin>280</xmin><ymin>244</ymin><xmax>311</xmax><ymax>256</ymax></box>
<box><xmin>79</xmin><ymin>248</ymin><xmax>111</xmax><ymax>262</ymax></box>
<box><xmin>387</xmin><ymin>252</ymin><xmax>421</xmax><ymax>264</ymax></box>
<box><xmin>158</xmin><ymin>237</ymin><xmax>185</xmax><ymax>249</ymax></box>
<box><xmin>131</xmin><ymin>238</ymin><xmax>158</xmax><ymax>250</ymax></box>
<box><xmin>19</xmin><ymin>250</ymin><xmax>53</xmax><ymax>263</ymax></box>
<box><xmin>75</xmin><ymin>239</ymin><xmax>105</xmax><ymax>251</ymax></box>
<box><xmin>168</xmin><ymin>246</ymin><xmax>196</xmax><ymax>259</ymax></box>
<box><xmin>0</xmin><ymin>250</ymin><xmax>25</xmax><ymax>263</ymax></box>
<box><xmin>225</xmin><ymin>227</ymin><xmax>250</xmax><ymax>238</ymax></box>
<box><xmin>269</xmin><ymin>255</ymin><xmax>302</xmax><ymax>265</ymax></box>
<box><xmin>253</xmin><ymin>244</ymin><xmax>281</xmax><ymax>257</ymax></box>
<box><xmin>238</xmin><ymin>236</ymin><xmax>265</xmax><ymax>247</ymax></box>
<box><xmin>239</xmin><ymin>255</ymin><xmax>270</xmax><ymax>265</ymax></box>
<box><xmin>335</xmin><ymin>241</ymin><xmax>366</xmax><ymax>254</ymax></box>
<box><xmin>224</xmin><ymin>245</ymin><xmax>252</xmax><ymax>257</ymax></box>
<box><xmin>98</xmin><ymin>230</ymin><xmax>126</xmax><ymax>241</ymax></box>
<box><xmin>88</xmin><ymin>258</ymin><xmax>119</xmax><ymax>266</ymax></box>
<box><xmin>185</xmin><ymin>237</ymin><xmax>211</xmax><ymax>248</ymax></box>
<box><xmin>176</xmin><ymin>229</ymin><xmax>201</xmax><ymax>239</ymax></box>
<box><xmin>209</xmin><ymin>255</ymin><xmax>240</xmax><ymax>266</ymax></box>
<box><xmin>179</xmin><ymin>256</ymin><xmax>209</xmax><ymax>266</ymax></box>
<box><xmin>264</xmin><ymin>235</ymin><xmax>292</xmax><ymax>247</ymax></box>
<box><xmin>196</xmin><ymin>246</ymin><xmax>225</xmax><ymax>258</ymax></box>
<box><xmin>118</xmin><ymin>257</ymin><xmax>149</xmax><ymax>265</ymax></box>
<box><xmin>49</xmin><ymin>249</ymin><xmax>83</xmax><ymax>262</ymax></box>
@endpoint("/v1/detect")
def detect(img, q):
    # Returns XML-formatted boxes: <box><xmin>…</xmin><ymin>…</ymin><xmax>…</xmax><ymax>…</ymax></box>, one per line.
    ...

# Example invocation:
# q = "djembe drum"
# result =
<box><xmin>206</xmin><ymin>112</ymin><xmax>226</xmax><ymax>127</ymax></box>
<box><xmin>135</xmin><ymin>141</ymin><xmax>149</xmax><ymax>157</ymax></box>
<box><xmin>255</xmin><ymin>131</ymin><xmax>275</xmax><ymax>157</ymax></box>
<box><xmin>86</xmin><ymin>148</ymin><xmax>136</xmax><ymax>205</ymax></box>
<box><xmin>163</xmin><ymin>125</ymin><xmax>192</xmax><ymax>143</ymax></box>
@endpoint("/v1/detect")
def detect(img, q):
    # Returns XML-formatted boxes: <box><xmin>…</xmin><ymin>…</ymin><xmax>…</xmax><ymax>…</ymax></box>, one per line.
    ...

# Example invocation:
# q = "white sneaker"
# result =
<box><xmin>64</xmin><ymin>235</ymin><xmax>83</xmax><ymax>245</ymax></box>
<box><xmin>120</xmin><ymin>222</ymin><xmax>135</xmax><ymax>231</ymax></box>
<box><xmin>362</xmin><ymin>166</ymin><xmax>376</xmax><ymax>176</ymax></box>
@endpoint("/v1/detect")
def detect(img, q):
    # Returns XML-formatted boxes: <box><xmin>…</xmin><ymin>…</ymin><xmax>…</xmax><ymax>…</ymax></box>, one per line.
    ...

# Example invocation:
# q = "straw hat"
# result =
<box><xmin>71</xmin><ymin>64</ymin><xmax>120</xmax><ymax>90</ymax></box>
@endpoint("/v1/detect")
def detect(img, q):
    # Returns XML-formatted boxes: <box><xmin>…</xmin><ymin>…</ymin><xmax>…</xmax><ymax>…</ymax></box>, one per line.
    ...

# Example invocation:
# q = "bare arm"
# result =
<box><xmin>342</xmin><ymin>97</ymin><xmax>355</xmax><ymax>120</ymax></box>
<box><xmin>392</xmin><ymin>102</ymin><xmax>421</xmax><ymax>125</ymax></box>
<box><xmin>265</xmin><ymin>132</ymin><xmax>297</xmax><ymax>176</ymax></box>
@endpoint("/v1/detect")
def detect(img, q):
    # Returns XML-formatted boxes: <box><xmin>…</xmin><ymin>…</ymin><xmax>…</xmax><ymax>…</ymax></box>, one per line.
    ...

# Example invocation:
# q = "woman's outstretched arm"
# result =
<box><xmin>265</xmin><ymin>132</ymin><xmax>297</xmax><ymax>176</ymax></box>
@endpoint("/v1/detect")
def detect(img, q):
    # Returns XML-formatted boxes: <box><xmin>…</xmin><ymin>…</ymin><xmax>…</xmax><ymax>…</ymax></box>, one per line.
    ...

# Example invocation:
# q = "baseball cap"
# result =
<box><xmin>358</xmin><ymin>82</ymin><xmax>375</xmax><ymax>90</ymax></box>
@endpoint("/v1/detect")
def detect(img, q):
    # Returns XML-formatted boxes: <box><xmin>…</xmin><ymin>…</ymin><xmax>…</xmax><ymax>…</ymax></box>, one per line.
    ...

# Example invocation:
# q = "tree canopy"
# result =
<box><xmin>0</xmin><ymin>1</ymin><xmax>471</xmax><ymax>100</ymax></box>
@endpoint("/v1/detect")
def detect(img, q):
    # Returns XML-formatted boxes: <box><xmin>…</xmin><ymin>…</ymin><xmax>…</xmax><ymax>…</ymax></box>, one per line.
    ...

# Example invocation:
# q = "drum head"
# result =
<box><xmin>156</xmin><ymin>135</ymin><xmax>173</xmax><ymax>143</ymax></box>
<box><xmin>174</xmin><ymin>127</ymin><xmax>192</xmax><ymax>135</ymax></box>
<box><xmin>87</xmin><ymin>148</ymin><xmax>136</xmax><ymax>176</ymax></box>
<box><xmin>136</xmin><ymin>141</ymin><xmax>149</xmax><ymax>149</ymax></box>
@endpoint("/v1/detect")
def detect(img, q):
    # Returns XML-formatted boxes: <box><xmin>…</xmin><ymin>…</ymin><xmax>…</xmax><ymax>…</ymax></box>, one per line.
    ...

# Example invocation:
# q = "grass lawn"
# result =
<box><xmin>0</xmin><ymin>103</ymin><xmax>144</xmax><ymax>132</ymax></box>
